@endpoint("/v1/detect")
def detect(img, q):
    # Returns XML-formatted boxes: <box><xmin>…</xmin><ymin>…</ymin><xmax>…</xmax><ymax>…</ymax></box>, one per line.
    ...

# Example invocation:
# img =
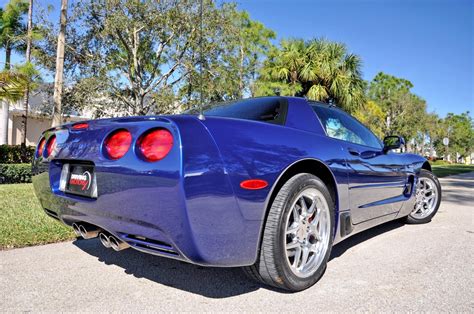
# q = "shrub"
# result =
<box><xmin>0</xmin><ymin>145</ymin><xmax>36</xmax><ymax>164</ymax></box>
<box><xmin>0</xmin><ymin>164</ymin><xmax>32</xmax><ymax>184</ymax></box>
<box><xmin>431</xmin><ymin>159</ymin><xmax>450</xmax><ymax>166</ymax></box>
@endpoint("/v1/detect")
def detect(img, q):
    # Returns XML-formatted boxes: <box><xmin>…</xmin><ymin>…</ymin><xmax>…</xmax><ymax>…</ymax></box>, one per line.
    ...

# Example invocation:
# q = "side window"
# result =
<box><xmin>312</xmin><ymin>105</ymin><xmax>382</xmax><ymax>149</ymax></box>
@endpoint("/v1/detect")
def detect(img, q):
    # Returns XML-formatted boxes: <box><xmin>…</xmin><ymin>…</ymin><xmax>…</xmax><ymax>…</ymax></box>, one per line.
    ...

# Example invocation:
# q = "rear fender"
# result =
<box><xmin>201</xmin><ymin>116</ymin><xmax>349</xmax><ymax>264</ymax></box>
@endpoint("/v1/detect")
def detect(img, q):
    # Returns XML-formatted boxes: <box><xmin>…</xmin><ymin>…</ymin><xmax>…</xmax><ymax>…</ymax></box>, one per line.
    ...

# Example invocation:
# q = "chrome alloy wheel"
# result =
<box><xmin>284</xmin><ymin>187</ymin><xmax>330</xmax><ymax>278</ymax></box>
<box><xmin>411</xmin><ymin>177</ymin><xmax>439</xmax><ymax>219</ymax></box>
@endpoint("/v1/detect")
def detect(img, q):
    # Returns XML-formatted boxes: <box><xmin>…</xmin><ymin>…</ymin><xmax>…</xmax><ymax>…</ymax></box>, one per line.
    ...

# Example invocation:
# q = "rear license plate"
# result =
<box><xmin>61</xmin><ymin>164</ymin><xmax>97</xmax><ymax>198</ymax></box>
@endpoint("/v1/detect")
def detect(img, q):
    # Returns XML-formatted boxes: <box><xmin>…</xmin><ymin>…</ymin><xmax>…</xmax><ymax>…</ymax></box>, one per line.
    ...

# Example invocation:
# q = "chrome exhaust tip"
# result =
<box><xmin>109</xmin><ymin>236</ymin><xmax>130</xmax><ymax>251</ymax></box>
<box><xmin>72</xmin><ymin>223</ymin><xmax>81</xmax><ymax>237</ymax></box>
<box><xmin>99</xmin><ymin>232</ymin><xmax>111</xmax><ymax>248</ymax></box>
<box><xmin>78</xmin><ymin>224</ymin><xmax>100</xmax><ymax>239</ymax></box>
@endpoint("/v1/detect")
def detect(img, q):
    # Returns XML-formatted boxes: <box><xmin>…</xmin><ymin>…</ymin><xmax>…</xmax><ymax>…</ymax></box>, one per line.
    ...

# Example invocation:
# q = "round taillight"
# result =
<box><xmin>37</xmin><ymin>138</ymin><xmax>46</xmax><ymax>157</ymax></box>
<box><xmin>46</xmin><ymin>135</ymin><xmax>57</xmax><ymax>157</ymax></box>
<box><xmin>138</xmin><ymin>129</ymin><xmax>173</xmax><ymax>162</ymax></box>
<box><xmin>104</xmin><ymin>129</ymin><xmax>132</xmax><ymax>160</ymax></box>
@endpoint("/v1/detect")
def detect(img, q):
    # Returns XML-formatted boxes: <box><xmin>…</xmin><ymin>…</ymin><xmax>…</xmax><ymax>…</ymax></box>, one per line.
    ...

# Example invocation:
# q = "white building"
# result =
<box><xmin>1</xmin><ymin>107</ymin><xmax>87</xmax><ymax>146</ymax></box>
<box><xmin>0</xmin><ymin>85</ymin><xmax>90</xmax><ymax>146</ymax></box>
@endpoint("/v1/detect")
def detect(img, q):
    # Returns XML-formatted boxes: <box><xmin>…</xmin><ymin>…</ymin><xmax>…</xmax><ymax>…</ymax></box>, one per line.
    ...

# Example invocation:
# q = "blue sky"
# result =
<box><xmin>1</xmin><ymin>0</ymin><xmax>472</xmax><ymax>117</ymax></box>
<box><xmin>237</xmin><ymin>0</ymin><xmax>473</xmax><ymax>117</ymax></box>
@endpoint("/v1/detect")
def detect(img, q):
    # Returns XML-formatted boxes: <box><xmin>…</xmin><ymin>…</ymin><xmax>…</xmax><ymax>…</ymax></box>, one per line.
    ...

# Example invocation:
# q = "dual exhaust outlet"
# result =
<box><xmin>72</xmin><ymin>222</ymin><xmax>129</xmax><ymax>251</ymax></box>
<box><xmin>98</xmin><ymin>232</ymin><xmax>129</xmax><ymax>251</ymax></box>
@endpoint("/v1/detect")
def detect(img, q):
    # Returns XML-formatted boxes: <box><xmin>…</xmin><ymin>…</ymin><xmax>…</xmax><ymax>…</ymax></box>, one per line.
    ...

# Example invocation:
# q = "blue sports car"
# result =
<box><xmin>32</xmin><ymin>97</ymin><xmax>441</xmax><ymax>291</ymax></box>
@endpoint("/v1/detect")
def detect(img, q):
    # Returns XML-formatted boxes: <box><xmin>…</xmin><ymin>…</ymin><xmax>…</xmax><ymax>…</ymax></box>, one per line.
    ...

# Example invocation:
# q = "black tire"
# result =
<box><xmin>242</xmin><ymin>173</ymin><xmax>335</xmax><ymax>291</ymax></box>
<box><xmin>406</xmin><ymin>169</ymin><xmax>442</xmax><ymax>224</ymax></box>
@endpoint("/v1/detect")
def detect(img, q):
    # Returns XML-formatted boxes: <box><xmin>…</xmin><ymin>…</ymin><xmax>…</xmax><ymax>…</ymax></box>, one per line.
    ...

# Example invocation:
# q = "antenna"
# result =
<box><xmin>197</xmin><ymin>0</ymin><xmax>205</xmax><ymax>120</ymax></box>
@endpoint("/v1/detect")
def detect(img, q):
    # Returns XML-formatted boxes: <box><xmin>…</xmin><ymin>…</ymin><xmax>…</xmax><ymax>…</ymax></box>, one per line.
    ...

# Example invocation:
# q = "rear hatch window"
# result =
<box><xmin>192</xmin><ymin>97</ymin><xmax>288</xmax><ymax>125</ymax></box>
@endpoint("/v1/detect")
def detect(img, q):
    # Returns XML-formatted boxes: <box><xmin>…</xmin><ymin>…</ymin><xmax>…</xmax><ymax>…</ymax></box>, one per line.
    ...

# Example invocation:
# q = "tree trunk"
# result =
<box><xmin>1</xmin><ymin>101</ymin><xmax>9</xmax><ymax>145</ymax></box>
<box><xmin>21</xmin><ymin>0</ymin><xmax>34</xmax><ymax>148</ymax></box>
<box><xmin>238</xmin><ymin>43</ymin><xmax>244</xmax><ymax>98</ymax></box>
<box><xmin>52</xmin><ymin>0</ymin><xmax>68</xmax><ymax>127</ymax></box>
<box><xmin>420</xmin><ymin>134</ymin><xmax>426</xmax><ymax>156</ymax></box>
<box><xmin>5</xmin><ymin>44</ymin><xmax>12</xmax><ymax>70</ymax></box>
<box><xmin>385</xmin><ymin>115</ymin><xmax>391</xmax><ymax>136</ymax></box>
<box><xmin>1</xmin><ymin>45</ymin><xmax>12</xmax><ymax>145</ymax></box>
<box><xmin>136</xmin><ymin>93</ymin><xmax>146</xmax><ymax>115</ymax></box>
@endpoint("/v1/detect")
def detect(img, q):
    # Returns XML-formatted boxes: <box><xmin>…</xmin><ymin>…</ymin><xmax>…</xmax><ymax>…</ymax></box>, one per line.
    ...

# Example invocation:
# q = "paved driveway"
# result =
<box><xmin>1</xmin><ymin>173</ymin><xmax>473</xmax><ymax>312</ymax></box>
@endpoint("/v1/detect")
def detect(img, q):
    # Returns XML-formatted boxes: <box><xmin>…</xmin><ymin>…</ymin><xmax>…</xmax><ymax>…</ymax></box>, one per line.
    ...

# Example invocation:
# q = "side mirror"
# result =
<box><xmin>383</xmin><ymin>135</ymin><xmax>405</xmax><ymax>153</ymax></box>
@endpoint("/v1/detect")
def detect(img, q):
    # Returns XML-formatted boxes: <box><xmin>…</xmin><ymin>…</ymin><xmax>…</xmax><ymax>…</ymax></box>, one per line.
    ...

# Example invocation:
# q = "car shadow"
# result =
<box><xmin>438</xmin><ymin>174</ymin><xmax>474</xmax><ymax>206</ymax></box>
<box><xmin>73</xmin><ymin>219</ymin><xmax>406</xmax><ymax>298</ymax></box>
<box><xmin>73</xmin><ymin>238</ymin><xmax>265</xmax><ymax>298</ymax></box>
<box><xmin>439</xmin><ymin>188</ymin><xmax>473</xmax><ymax>206</ymax></box>
<box><xmin>330</xmin><ymin>219</ymin><xmax>405</xmax><ymax>261</ymax></box>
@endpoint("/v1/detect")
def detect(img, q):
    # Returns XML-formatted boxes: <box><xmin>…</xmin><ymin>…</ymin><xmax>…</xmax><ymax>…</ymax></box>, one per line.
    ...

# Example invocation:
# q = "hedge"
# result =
<box><xmin>0</xmin><ymin>164</ymin><xmax>32</xmax><ymax>184</ymax></box>
<box><xmin>0</xmin><ymin>145</ymin><xmax>36</xmax><ymax>164</ymax></box>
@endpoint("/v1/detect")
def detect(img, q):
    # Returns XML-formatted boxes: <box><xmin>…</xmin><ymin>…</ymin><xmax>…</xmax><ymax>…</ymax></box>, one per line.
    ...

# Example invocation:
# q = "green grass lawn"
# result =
<box><xmin>432</xmin><ymin>164</ymin><xmax>474</xmax><ymax>178</ymax></box>
<box><xmin>0</xmin><ymin>184</ymin><xmax>75</xmax><ymax>249</ymax></box>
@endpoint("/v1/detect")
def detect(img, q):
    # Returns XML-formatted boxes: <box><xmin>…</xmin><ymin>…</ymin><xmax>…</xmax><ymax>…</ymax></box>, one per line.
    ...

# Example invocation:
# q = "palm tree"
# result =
<box><xmin>0</xmin><ymin>0</ymin><xmax>28</xmax><ymax>70</ymax></box>
<box><xmin>257</xmin><ymin>40</ymin><xmax>306</xmax><ymax>97</ymax></box>
<box><xmin>20</xmin><ymin>0</ymin><xmax>33</xmax><ymax>147</ymax></box>
<box><xmin>256</xmin><ymin>38</ymin><xmax>366</xmax><ymax>112</ymax></box>
<box><xmin>0</xmin><ymin>71</ymin><xmax>27</xmax><ymax>144</ymax></box>
<box><xmin>0</xmin><ymin>0</ymin><xmax>28</xmax><ymax>145</ymax></box>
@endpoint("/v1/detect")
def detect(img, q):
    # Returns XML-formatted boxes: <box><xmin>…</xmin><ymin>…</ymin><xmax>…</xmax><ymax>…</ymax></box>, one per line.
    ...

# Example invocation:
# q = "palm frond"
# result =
<box><xmin>0</xmin><ymin>71</ymin><xmax>28</xmax><ymax>102</ymax></box>
<box><xmin>307</xmin><ymin>84</ymin><xmax>328</xmax><ymax>101</ymax></box>
<box><xmin>257</xmin><ymin>37</ymin><xmax>365</xmax><ymax>109</ymax></box>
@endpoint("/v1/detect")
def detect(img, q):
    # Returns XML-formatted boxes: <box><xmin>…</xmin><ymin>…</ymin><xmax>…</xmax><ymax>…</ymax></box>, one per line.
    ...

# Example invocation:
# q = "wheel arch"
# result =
<box><xmin>422</xmin><ymin>161</ymin><xmax>432</xmax><ymax>172</ymax></box>
<box><xmin>254</xmin><ymin>158</ymin><xmax>339</xmax><ymax>261</ymax></box>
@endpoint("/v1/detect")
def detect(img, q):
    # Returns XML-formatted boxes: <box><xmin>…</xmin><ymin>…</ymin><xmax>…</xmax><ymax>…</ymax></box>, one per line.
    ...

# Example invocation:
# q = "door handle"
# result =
<box><xmin>348</xmin><ymin>148</ymin><xmax>360</xmax><ymax>156</ymax></box>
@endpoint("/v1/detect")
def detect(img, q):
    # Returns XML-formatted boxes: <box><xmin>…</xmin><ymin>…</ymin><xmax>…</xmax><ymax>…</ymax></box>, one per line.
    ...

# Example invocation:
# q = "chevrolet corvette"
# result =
<box><xmin>32</xmin><ymin>96</ymin><xmax>441</xmax><ymax>291</ymax></box>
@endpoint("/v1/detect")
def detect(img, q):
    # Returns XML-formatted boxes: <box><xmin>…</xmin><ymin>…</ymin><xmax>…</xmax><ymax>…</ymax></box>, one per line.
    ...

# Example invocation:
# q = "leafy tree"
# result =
<box><xmin>368</xmin><ymin>72</ymin><xmax>427</xmax><ymax>147</ymax></box>
<box><xmin>255</xmin><ymin>38</ymin><xmax>366</xmax><ymax>112</ymax></box>
<box><xmin>37</xmin><ymin>0</ymin><xmax>203</xmax><ymax>116</ymax></box>
<box><xmin>234</xmin><ymin>11</ymin><xmax>275</xmax><ymax>97</ymax></box>
<box><xmin>353</xmin><ymin>100</ymin><xmax>386</xmax><ymax>139</ymax></box>
<box><xmin>421</xmin><ymin>112</ymin><xmax>442</xmax><ymax>158</ymax></box>
<box><xmin>434</xmin><ymin>112</ymin><xmax>474</xmax><ymax>160</ymax></box>
<box><xmin>176</xmin><ymin>9</ymin><xmax>275</xmax><ymax>111</ymax></box>
<box><xmin>369</xmin><ymin>72</ymin><xmax>472</xmax><ymax>157</ymax></box>
<box><xmin>177</xmin><ymin>9</ymin><xmax>275</xmax><ymax>110</ymax></box>
<box><xmin>34</xmin><ymin>0</ymin><xmax>274</xmax><ymax>116</ymax></box>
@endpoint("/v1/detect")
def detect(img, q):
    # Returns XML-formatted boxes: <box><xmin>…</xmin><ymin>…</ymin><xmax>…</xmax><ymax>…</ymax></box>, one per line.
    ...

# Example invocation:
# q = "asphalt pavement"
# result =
<box><xmin>1</xmin><ymin>172</ymin><xmax>473</xmax><ymax>312</ymax></box>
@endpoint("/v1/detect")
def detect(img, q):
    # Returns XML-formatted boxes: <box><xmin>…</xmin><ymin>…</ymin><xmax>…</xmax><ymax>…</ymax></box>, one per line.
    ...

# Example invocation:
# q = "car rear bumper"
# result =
<box><xmin>33</xmin><ymin>163</ymin><xmax>261</xmax><ymax>267</ymax></box>
<box><xmin>34</xmin><ymin>151</ymin><xmax>261</xmax><ymax>267</ymax></box>
<box><xmin>33</xmin><ymin>161</ymin><xmax>191</xmax><ymax>261</ymax></box>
